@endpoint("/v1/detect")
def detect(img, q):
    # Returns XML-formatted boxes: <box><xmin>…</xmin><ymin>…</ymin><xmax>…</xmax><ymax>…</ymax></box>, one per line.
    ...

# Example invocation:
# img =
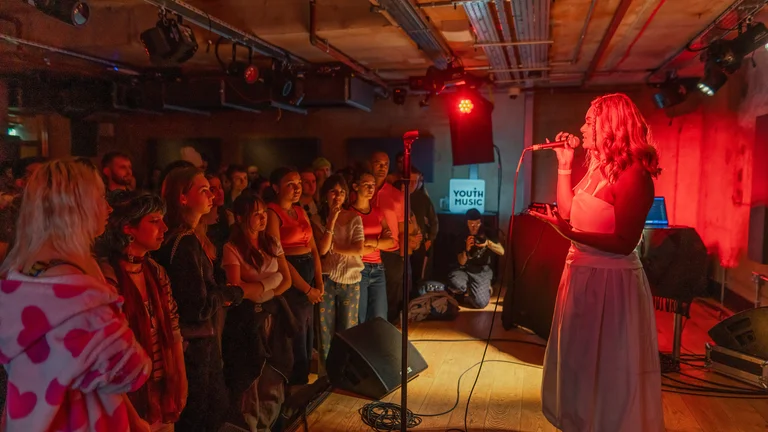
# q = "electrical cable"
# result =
<box><xmin>358</xmin><ymin>360</ymin><xmax>543</xmax><ymax>431</ymax></box>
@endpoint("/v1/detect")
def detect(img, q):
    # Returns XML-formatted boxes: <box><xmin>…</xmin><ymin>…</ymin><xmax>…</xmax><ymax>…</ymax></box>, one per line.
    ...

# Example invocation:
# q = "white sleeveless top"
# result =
<box><xmin>567</xmin><ymin>166</ymin><xmax>642</xmax><ymax>269</ymax></box>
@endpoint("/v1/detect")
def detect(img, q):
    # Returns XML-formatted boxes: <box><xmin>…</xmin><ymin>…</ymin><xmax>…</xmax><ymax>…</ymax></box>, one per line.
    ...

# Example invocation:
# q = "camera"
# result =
<box><xmin>507</xmin><ymin>87</ymin><xmax>521</xmax><ymax>100</ymax></box>
<box><xmin>474</xmin><ymin>233</ymin><xmax>487</xmax><ymax>244</ymax></box>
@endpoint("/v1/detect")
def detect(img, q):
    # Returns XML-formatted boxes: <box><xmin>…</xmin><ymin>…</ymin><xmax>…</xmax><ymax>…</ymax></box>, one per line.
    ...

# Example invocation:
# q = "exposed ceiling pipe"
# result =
<box><xmin>143</xmin><ymin>0</ymin><xmax>307</xmax><ymax>65</ymax></box>
<box><xmin>647</xmin><ymin>0</ymin><xmax>768</xmax><ymax>82</ymax></box>
<box><xmin>493</xmin><ymin>0</ymin><xmax>521</xmax><ymax>81</ymax></box>
<box><xmin>584</xmin><ymin>0</ymin><xmax>633</xmax><ymax>82</ymax></box>
<box><xmin>309</xmin><ymin>0</ymin><xmax>389</xmax><ymax>90</ymax></box>
<box><xmin>417</xmin><ymin>0</ymin><xmax>509</xmax><ymax>8</ymax></box>
<box><xmin>463</xmin><ymin>2</ymin><xmax>513</xmax><ymax>82</ymax></box>
<box><xmin>0</xmin><ymin>33</ymin><xmax>142</xmax><ymax>75</ymax></box>
<box><xmin>372</xmin><ymin>0</ymin><xmax>453</xmax><ymax>69</ymax></box>
<box><xmin>474</xmin><ymin>40</ymin><xmax>553</xmax><ymax>47</ymax></box>
<box><xmin>466</xmin><ymin>65</ymin><xmax>551</xmax><ymax>72</ymax></box>
<box><xmin>508</xmin><ymin>0</ymin><xmax>552</xmax><ymax>80</ymax></box>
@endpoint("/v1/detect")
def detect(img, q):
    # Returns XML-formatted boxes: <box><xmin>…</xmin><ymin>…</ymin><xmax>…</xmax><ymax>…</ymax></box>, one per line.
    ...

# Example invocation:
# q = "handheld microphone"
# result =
<box><xmin>531</xmin><ymin>141</ymin><xmax>570</xmax><ymax>151</ymax></box>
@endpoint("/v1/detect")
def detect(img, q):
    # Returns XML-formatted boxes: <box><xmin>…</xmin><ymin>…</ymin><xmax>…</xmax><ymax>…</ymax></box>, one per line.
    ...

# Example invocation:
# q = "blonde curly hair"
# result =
<box><xmin>587</xmin><ymin>93</ymin><xmax>661</xmax><ymax>183</ymax></box>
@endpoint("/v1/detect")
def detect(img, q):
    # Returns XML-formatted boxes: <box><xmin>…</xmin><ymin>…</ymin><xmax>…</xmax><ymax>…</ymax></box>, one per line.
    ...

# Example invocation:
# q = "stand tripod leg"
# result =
<box><xmin>672</xmin><ymin>312</ymin><xmax>683</xmax><ymax>362</ymax></box>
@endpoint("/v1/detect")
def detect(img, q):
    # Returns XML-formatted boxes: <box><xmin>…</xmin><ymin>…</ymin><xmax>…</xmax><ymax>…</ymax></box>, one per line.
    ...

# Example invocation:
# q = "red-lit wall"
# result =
<box><xmin>533</xmin><ymin>49</ymin><xmax>768</xmax><ymax>306</ymax></box>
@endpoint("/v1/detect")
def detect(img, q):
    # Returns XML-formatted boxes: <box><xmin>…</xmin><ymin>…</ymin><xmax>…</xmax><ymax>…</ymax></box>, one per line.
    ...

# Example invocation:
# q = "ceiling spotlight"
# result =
<box><xmin>652</xmin><ymin>76</ymin><xmax>698</xmax><ymax>109</ymax></box>
<box><xmin>140</xmin><ymin>12</ymin><xmax>198</xmax><ymax>66</ymax></box>
<box><xmin>29</xmin><ymin>0</ymin><xmax>90</xmax><ymax>27</ymax></box>
<box><xmin>697</xmin><ymin>63</ymin><xmax>728</xmax><ymax>97</ymax></box>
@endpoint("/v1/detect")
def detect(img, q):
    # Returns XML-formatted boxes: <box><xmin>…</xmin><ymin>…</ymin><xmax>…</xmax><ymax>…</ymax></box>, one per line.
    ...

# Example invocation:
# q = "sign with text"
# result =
<box><xmin>449</xmin><ymin>179</ymin><xmax>486</xmax><ymax>214</ymax></box>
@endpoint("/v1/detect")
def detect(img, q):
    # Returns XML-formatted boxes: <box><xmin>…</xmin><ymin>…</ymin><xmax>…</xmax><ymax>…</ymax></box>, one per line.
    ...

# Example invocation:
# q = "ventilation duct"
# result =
<box><xmin>375</xmin><ymin>0</ymin><xmax>453</xmax><ymax>69</ymax></box>
<box><xmin>492</xmin><ymin>0</ymin><xmax>521</xmax><ymax>81</ymax></box>
<box><xmin>464</xmin><ymin>2</ymin><xmax>512</xmax><ymax>82</ymax></box>
<box><xmin>509</xmin><ymin>0</ymin><xmax>551</xmax><ymax>80</ymax></box>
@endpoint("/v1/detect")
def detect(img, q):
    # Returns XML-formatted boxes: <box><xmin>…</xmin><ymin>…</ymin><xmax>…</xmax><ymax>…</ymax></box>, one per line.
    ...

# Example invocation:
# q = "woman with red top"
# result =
<box><xmin>266</xmin><ymin>167</ymin><xmax>323</xmax><ymax>385</ymax></box>
<box><xmin>97</xmin><ymin>190</ymin><xmax>187</xmax><ymax>431</ymax></box>
<box><xmin>350</xmin><ymin>171</ymin><xmax>395</xmax><ymax>323</ymax></box>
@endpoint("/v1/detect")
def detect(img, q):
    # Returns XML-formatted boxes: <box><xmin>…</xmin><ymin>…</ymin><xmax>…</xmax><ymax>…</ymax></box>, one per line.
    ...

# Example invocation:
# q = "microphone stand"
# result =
<box><xmin>400</xmin><ymin>130</ymin><xmax>418</xmax><ymax>431</ymax></box>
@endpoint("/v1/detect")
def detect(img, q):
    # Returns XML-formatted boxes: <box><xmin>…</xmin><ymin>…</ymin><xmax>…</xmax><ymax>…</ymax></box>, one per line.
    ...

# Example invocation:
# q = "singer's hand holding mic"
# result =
<box><xmin>546</xmin><ymin>131</ymin><xmax>580</xmax><ymax>169</ymax></box>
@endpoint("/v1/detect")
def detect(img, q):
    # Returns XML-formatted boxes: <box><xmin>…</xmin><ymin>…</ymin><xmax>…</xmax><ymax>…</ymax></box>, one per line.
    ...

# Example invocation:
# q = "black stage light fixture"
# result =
<box><xmin>29</xmin><ymin>0</ymin><xmax>90</xmax><ymax>27</ymax></box>
<box><xmin>697</xmin><ymin>61</ymin><xmax>728</xmax><ymax>97</ymax></box>
<box><xmin>652</xmin><ymin>76</ymin><xmax>699</xmax><ymax>109</ymax></box>
<box><xmin>140</xmin><ymin>12</ymin><xmax>198</xmax><ymax>66</ymax></box>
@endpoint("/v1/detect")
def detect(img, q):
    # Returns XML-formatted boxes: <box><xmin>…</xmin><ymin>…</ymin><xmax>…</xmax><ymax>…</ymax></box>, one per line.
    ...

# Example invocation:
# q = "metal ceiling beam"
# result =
<box><xmin>584</xmin><ymin>0</ymin><xmax>633</xmax><ymax>82</ymax></box>
<box><xmin>0</xmin><ymin>33</ymin><xmax>142</xmax><ymax>75</ymax></box>
<box><xmin>373</xmin><ymin>0</ymin><xmax>453</xmax><ymax>68</ymax></box>
<box><xmin>309</xmin><ymin>0</ymin><xmax>389</xmax><ymax>89</ymax></box>
<box><xmin>143</xmin><ymin>0</ymin><xmax>307</xmax><ymax>65</ymax></box>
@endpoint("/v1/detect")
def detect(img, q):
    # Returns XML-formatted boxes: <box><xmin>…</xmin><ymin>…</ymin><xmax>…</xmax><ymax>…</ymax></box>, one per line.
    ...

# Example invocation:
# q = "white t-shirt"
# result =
<box><xmin>222</xmin><ymin>238</ymin><xmax>284</xmax><ymax>303</ymax></box>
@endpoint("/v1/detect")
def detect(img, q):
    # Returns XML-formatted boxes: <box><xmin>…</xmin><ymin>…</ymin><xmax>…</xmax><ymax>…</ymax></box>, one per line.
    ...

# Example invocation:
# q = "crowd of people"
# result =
<box><xmin>0</xmin><ymin>149</ymin><xmax>455</xmax><ymax>432</ymax></box>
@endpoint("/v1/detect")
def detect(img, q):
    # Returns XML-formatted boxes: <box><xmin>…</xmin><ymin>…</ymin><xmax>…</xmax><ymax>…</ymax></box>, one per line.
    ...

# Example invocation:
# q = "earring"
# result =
<box><xmin>127</xmin><ymin>234</ymin><xmax>135</xmax><ymax>243</ymax></box>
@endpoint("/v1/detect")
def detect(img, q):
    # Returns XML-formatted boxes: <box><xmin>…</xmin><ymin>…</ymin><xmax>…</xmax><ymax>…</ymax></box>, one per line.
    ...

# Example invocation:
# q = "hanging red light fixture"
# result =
<box><xmin>458</xmin><ymin>98</ymin><xmax>474</xmax><ymax>114</ymax></box>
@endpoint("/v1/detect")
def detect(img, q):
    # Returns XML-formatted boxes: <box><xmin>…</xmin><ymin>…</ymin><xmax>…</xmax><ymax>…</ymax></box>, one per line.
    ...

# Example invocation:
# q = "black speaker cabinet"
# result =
<box><xmin>709</xmin><ymin>307</ymin><xmax>768</xmax><ymax>359</ymax></box>
<box><xmin>325</xmin><ymin>317</ymin><xmax>428</xmax><ymax>400</ymax></box>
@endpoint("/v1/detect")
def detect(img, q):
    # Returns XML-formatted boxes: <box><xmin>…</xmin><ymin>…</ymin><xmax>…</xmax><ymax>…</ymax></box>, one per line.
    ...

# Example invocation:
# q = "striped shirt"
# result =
<box><xmin>321</xmin><ymin>214</ymin><xmax>365</xmax><ymax>284</ymax></box>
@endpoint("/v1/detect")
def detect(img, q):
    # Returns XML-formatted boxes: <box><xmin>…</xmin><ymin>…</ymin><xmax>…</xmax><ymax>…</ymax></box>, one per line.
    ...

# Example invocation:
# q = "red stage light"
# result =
<box><xmin>458</xmin><ymin>98</ymin><xmax>474</xmax><ymax>114</ymax></box>
<box><xmin>244</xmin><ymin>65</ymin><xmax>259</xmax><ymax>85</ymax></box>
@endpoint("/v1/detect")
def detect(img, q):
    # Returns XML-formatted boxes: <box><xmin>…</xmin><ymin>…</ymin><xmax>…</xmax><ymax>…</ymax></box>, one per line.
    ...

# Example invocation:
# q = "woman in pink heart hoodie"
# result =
<box><xmin>0</xmin><ymin>159</ymin><xmax>152</xmax><ymax>432</ymax></box>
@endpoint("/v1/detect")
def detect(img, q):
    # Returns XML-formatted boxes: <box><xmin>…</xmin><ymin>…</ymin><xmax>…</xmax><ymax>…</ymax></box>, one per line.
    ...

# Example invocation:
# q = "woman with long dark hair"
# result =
<box><xmin>312</xmin><ymin>174</ymin><xmax>365</xmax><ymax>370</ymax></box>
<box><xmin>532</xmin><ymin>93</ymin><xmax>664</xmax><ymax>431</ymax></box>
<box><xmin>153</xmin><ymin>166</ymin><xmax>244</xmax><ymax>432</ymax></box>
<box><xmin>265</xmin><ymin>167</ymin><xmax>323</xmax><ymax>385</ymax></box>
<box><xmin>97</xmin><ymin>190</ymin><xmax>187</xmax><ymax>431</ymax></box>
<box><xmin>349</xmin><ymin>171</ymin><xmax>394</xmax><ymax>323</ymax></box>
<box><xmin>221</xmin><ymin>190</ymin><xmax>294</xmax><ymax>430</ymax></box>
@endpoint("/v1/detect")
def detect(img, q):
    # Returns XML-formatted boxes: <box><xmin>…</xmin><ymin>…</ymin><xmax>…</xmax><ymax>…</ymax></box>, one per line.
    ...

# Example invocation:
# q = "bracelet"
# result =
<box><xmin>557</xmin><ymin>169</ymin><xmax>572</xmax><ymax>175</ymax></box>
<box><xmin>325</xmin><ymin>228</ymin><xmax>334</xmax><ymax>235</ymax></box>
<box><xmin>305</xmin><ymin>286</ymin><xmax>312</xmax><ymax>295</ymax></box>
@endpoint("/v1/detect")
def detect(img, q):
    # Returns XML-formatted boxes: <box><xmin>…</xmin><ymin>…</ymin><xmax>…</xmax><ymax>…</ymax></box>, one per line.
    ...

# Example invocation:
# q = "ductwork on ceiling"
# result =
<box><xmin>508</xmin><ymin>0</ymin><xmax>551</xmax><ymax>81</ymax></box>
<box><xmin>373</xmin><ymin>0</ymin><xmax>453</xmax><ymax>69</ymax></box>
<box><xmin>463</xmin><ymin>2</ymin><xmax>513</xmax><ymax>82</ymax></box>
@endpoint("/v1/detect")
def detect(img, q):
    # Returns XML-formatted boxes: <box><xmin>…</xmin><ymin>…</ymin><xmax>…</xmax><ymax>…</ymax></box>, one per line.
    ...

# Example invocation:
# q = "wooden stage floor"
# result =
<box><xmin>302</xmin><ymin>293</ymin><xmax>768</xmax><ymax>432</ymax></box>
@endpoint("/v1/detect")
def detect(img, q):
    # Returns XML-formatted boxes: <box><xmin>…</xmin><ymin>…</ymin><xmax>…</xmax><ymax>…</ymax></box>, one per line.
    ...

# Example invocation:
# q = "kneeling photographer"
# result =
<box><xmin>447</xmin><ymin>208</ymin><xmax>504</xmax><ymax>309</ymax></box>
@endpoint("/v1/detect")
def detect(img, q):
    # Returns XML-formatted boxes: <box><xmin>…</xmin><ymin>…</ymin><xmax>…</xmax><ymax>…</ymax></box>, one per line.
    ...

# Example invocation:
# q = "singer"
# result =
<box><xmin>530</xmin><ymin>93</ymin><xmax>664</xmax><ymax>432</ymax></box>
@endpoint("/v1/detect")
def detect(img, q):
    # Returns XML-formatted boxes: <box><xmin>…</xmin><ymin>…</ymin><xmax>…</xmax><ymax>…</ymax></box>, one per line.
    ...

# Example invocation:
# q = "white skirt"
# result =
<box><xmin>541</xmin><ymin>262</ymin><xmax>665</xmax><ymax>432</ymax></box>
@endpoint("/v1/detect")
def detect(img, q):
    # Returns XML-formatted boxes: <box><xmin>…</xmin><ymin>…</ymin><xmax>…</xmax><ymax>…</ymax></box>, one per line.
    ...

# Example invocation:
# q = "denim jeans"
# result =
<box><xmin>284</xmin><ymin>253</ymin><xmax>315</xmax><ymax>385</ymax></box>
<box><xmin>358</xmin><ymin>263</ymin><xmax>387</xmax><ymax>323</ymax></box>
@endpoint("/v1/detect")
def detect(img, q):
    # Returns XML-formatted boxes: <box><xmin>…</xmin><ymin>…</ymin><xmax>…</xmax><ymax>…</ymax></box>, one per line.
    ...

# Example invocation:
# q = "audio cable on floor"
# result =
<box><xmin>358</xmin><ymin>358</ymin><xmax>543</xmax><ymax>431</ymax></box>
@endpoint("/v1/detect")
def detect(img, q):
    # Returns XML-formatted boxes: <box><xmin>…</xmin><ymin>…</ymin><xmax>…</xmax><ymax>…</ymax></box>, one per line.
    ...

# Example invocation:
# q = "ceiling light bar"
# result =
<box><xmin>143</xmin><ymin>0</ymin><xmax>307</xmax><ymax>65</ymax></box>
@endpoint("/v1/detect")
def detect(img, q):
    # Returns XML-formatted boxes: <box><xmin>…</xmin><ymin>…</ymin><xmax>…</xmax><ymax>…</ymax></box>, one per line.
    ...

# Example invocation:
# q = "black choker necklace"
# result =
<box><xmin>123</xmin><ymin>254</ymin><xmax>146</xmax><ymax>264</ymax></box>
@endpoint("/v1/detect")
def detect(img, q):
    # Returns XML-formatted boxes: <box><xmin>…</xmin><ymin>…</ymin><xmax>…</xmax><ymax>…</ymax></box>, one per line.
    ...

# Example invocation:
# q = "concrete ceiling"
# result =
<box><xmin>0</xmin><ymin>0</ymin><xmax>764</xmax><ymax>87</ymax></box>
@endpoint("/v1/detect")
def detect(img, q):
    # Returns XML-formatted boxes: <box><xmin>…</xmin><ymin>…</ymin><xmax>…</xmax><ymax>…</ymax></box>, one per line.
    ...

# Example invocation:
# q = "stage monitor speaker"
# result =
<box><xmin>325</xmin><ymin>317</ymin><xmax>428</xmax><ymax>400</ymax></box>
<box><xmin>448</xmin><ymin>92</ymin><xmax>494</xmax><ymax>166</ymax></box>
<box><xmin>708</xmin><ymin>307</ymin><xmax>768</xmax><ymax>359</ymax></box>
